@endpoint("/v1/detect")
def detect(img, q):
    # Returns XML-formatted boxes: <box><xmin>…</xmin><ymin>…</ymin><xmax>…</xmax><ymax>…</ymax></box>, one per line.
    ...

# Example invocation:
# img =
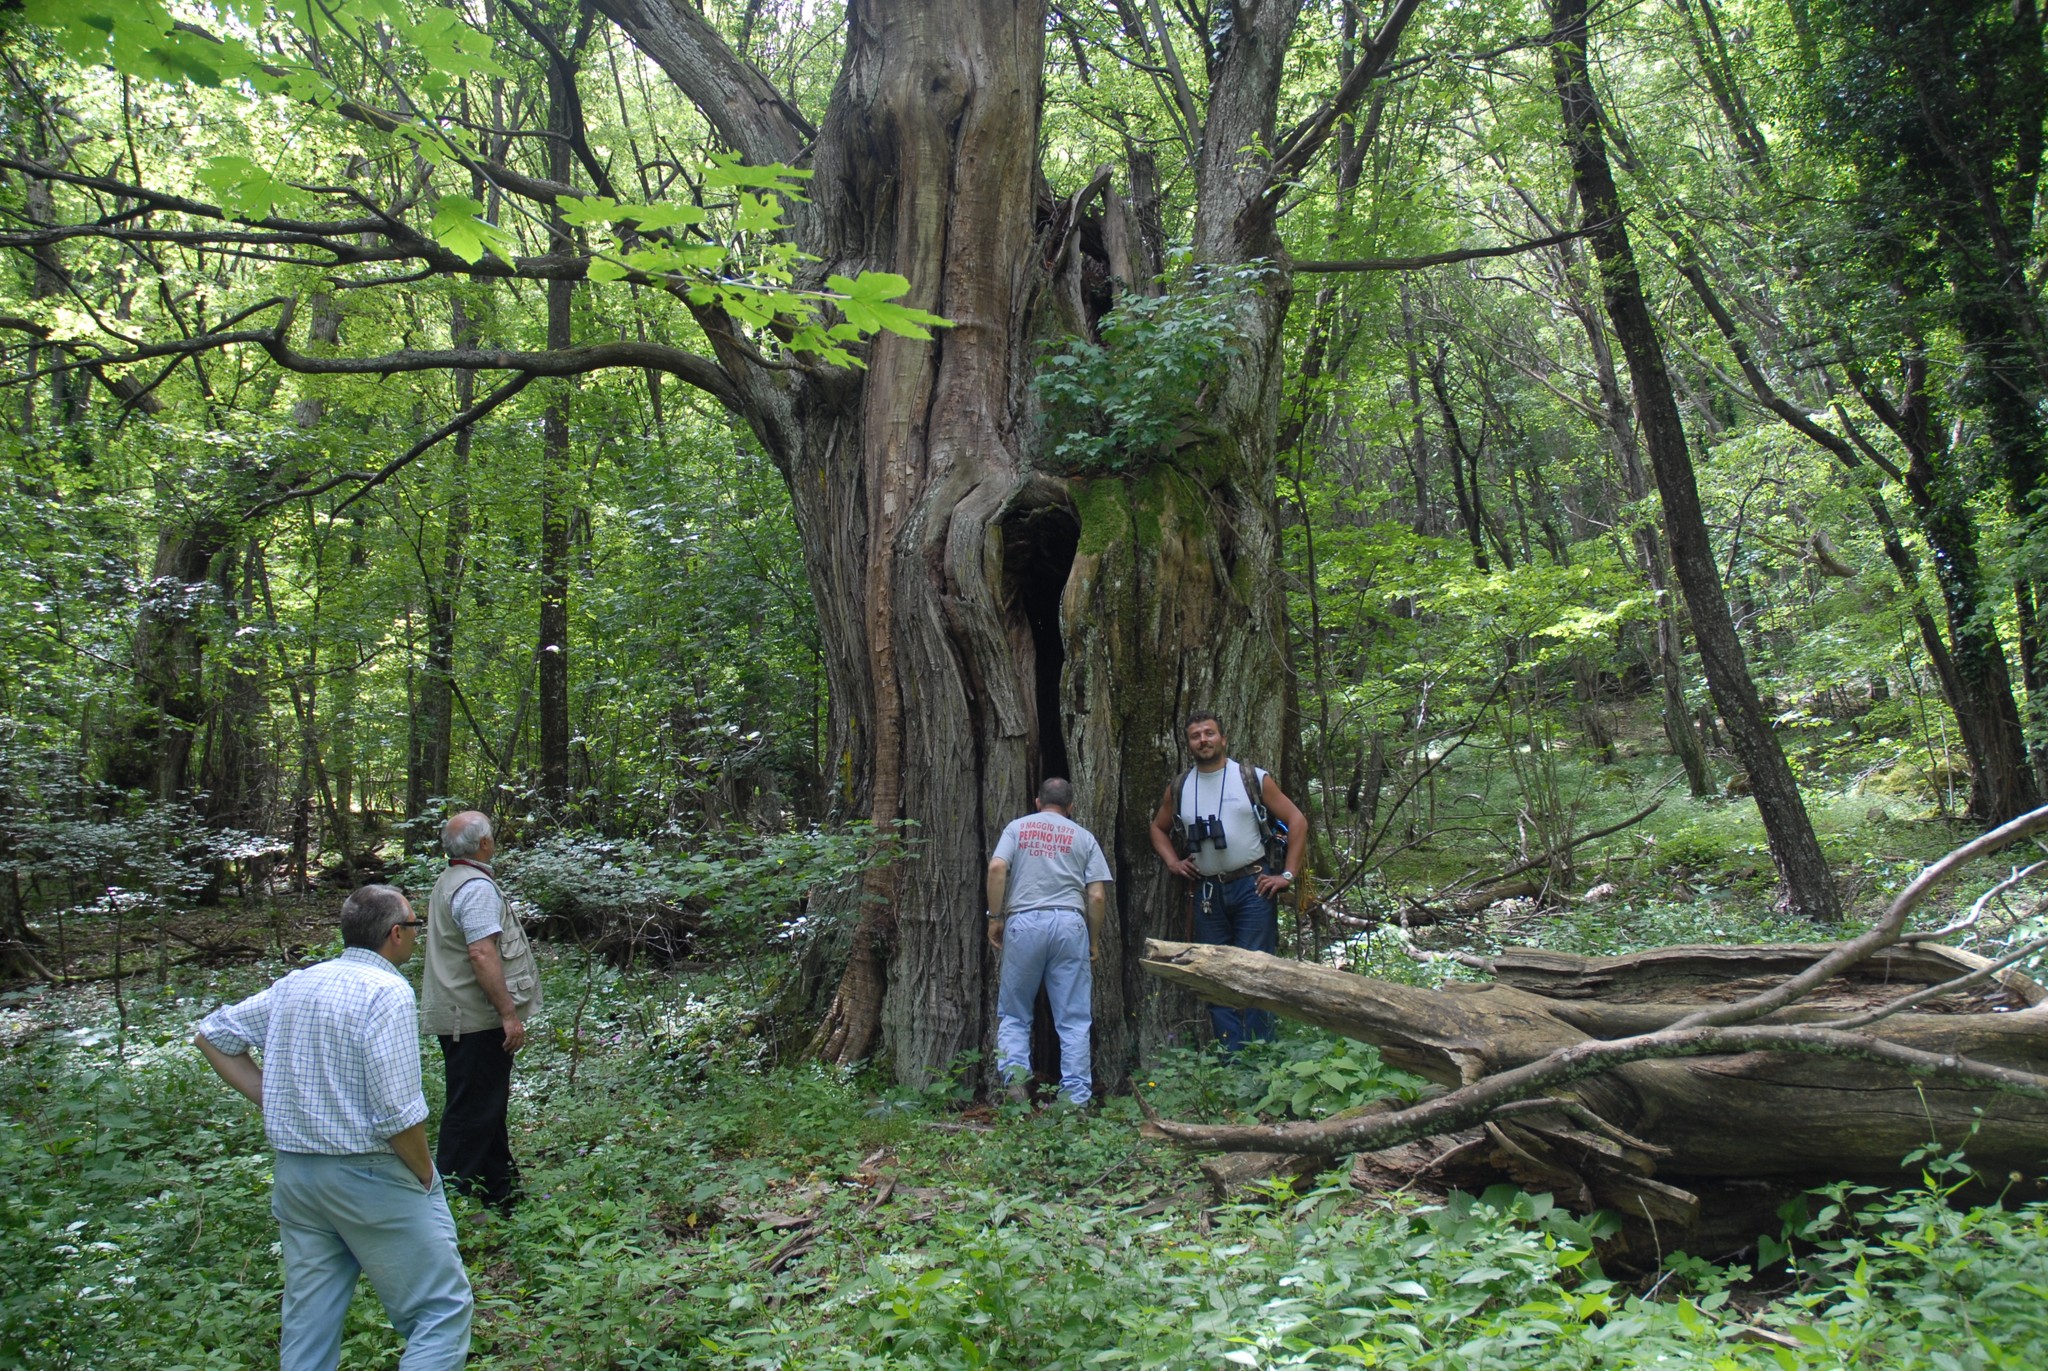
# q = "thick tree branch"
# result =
<box><xmin>0</xmin><ymin>312</ymin><xmax>165</xmax><ymax>414</ymax></box>
<box><xmin>1266</xmin><ymin>0</ymin><xmax>1424</xmax><ymax>194</ymax></box>
<box><xmin>1670</xmin><ymin>802</ymin><xmax>2048</xmax><ymax>1030</ymax></box>
<box><xmin>589</xmin><ymin>0</ymin><xmax>813</xmax><ymax>166</ymax></box>
<box><xmin>28</xmin><ymin>301</ymin><xmax>741</xmax><ymax>411</ymax></box>
<box><xmin>1294</xmin><ymin>224</ymin><xmax>1602</xmax><ymax>273</ymax></box>
<box><xmin>1144</xmin><ymin>1021</ymin><xmax>2048</xmax><ymax>1155</ymax></box>
<box><xmin>0</xmin><ymin>154</ymin><xmax>397</xmax><ymax>237</ymax></box>
<box><xmin>1141</xmin><ymin>0</ymin><xmax>1203</xmax><ymax>158</ymax></box>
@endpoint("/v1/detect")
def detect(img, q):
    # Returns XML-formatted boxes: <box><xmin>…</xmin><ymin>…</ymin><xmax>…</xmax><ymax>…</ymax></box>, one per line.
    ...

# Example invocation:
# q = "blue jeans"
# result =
<box><xmin>1193</xmin><ymin>872</ymin><xmax>1278</xmax><ymax>1049</ymax></box>
<box><xmin>272</xmin><ymin>1150</ymin><xmax>473</xmax><ymax>1371</ymax></box>
<box><xmin>995</xmin><ymin>908</ymin><xmax>1094</xmax><ymax>1104</ymax></box>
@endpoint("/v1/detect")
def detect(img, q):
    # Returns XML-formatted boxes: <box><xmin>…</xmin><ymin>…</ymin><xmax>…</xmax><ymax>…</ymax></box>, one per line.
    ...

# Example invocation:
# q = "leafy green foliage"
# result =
<box><xmin>1036</xmin><ymin>269</ymin><xmax>1257</xmax><ymax>473</ymax></box>
<box><xmin>1244</xmin><ymin>1035</ymin><xmax>1431</xmax><ymax>1121</ymax></box>
<box><xmin>13</xmin><ymin>1</ymin><xmax>945</xmax><ymax>368</ymax></box>
<box><xmin>563</xmin><ymin>171</ymin><xmax>948</xmax><ymax>364</ymax></box>
<box><xmin>498</xmin><ymin>822</ymin><xmax>897</xmax><ymax>963</ymax></box>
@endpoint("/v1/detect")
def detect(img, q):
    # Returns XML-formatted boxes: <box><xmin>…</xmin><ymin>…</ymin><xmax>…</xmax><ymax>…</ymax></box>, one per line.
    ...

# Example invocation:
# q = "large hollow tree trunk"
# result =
<box><xmin>104</xmin><ymin>507</ymin><xmax>230</xmax><ymax>802</ymax></box>
<box><xmin>1551</xmin><ymin>0</ymin><xmax>1838</xmax><ymax>918</ymax></box>
<box><xmin>198</xmin><ymin>538</ymin><xmax>270</xmax><ymax>839</ymax></box>
<box><xmin>726</xmin><ymin>0</ymin><xmax>1058</xmax><ymax>1076</ymax></box>
<box><xmin>597</xmin><ymin>0</ymin><xmax>1414</xmax><ymax>1087</ymax></box>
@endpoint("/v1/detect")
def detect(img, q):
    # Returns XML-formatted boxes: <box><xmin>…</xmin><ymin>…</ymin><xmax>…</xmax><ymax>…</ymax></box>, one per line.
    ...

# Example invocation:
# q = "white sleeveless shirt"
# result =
<box><xmin>1176</xmin><ymin>760</ymin><xmax>1270</xmax><ymax>876</ymax></box>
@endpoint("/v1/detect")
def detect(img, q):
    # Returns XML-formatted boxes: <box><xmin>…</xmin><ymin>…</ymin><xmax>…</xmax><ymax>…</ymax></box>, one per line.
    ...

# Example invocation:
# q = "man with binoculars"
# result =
<box><xmin>1148</xmin><ymin>712</ymin><xmax>1308</xmax><ymax>1049</ymax></box>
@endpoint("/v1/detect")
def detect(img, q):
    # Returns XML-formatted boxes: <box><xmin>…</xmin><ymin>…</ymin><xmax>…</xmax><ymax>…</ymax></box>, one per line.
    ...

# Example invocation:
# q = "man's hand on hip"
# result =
<box><xmin>501</xmin><ymin>1015</ymin><xmax>527</xmax><ymax>1053</ymax></box>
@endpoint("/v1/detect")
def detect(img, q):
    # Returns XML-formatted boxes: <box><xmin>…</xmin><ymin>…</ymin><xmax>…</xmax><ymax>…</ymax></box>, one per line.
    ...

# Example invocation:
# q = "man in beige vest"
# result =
<box><xmin>421</xmin><ymin>811</ymin><xmax>541</xmax><ymax>1212</ymax></box>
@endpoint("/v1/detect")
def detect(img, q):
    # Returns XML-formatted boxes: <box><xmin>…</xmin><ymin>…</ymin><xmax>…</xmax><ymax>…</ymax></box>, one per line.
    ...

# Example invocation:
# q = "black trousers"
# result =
<box><xmin>437</xmin><ymin>1032</ymin><xmax>521</xmax><ymax>1211</ymax></box>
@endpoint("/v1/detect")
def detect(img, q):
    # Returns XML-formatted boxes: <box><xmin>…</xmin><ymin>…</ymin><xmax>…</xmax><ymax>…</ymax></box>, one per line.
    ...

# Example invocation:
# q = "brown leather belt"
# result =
<box><xmin>1201</xmin><ymin>862</ymin><xmax>1265</xmax><ymax>882</ymax></box>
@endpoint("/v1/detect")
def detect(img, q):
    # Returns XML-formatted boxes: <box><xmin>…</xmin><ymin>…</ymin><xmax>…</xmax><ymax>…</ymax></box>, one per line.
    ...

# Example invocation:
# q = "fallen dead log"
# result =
<box><xmin>1141</xmin><ymin>803</ymin><xmax>2048</xmax><ymax>1259</ymax></box>
<box><xmin>1138</xmin><ymin>950</ymin><xmax>2048</xmax><ymax>1177</ymax></box>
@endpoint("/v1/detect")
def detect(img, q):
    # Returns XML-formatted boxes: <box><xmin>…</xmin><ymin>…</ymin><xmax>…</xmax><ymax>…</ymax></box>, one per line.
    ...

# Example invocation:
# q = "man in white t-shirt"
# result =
<box><xmin>1148</xmin><ymin>711</ymin><xmax>1308</xmax><ymax>1049</ymax></box>
<box><xmin>986</xmin><ymin>777</ymin><xmax>1112</xmax><ymax>1105</ymax></box>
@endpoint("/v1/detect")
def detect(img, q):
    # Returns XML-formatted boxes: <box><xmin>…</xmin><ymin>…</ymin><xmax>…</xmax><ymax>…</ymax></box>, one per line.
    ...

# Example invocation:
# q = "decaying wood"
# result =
<box><xmin>1142</xmin><ymin>804</ymin><xmax>2048</xmax><ymax>1254</ymax></box>
<box><xmin>1199</xmin><ymin>1150</ymin><xmax>1332</xmax><ymax>1201</ymax></box>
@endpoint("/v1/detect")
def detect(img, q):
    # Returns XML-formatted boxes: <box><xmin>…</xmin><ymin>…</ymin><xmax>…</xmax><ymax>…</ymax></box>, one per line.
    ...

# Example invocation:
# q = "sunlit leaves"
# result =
<box><xmin>195</xmin><ymin>155</ymin><xmax>296</xmax><ymax>223</ymax></box>
<box><xmin>558</xmin><ymin>197</ymin><xmax>709</xmax><ymax>234</ymax></box>
<box><xmin>701</xmin><ymin>152</ymin><xmax>811</xmax><ymax>197</ymax></box>
<box><xmin>19</xmin><ymin>0</ymin><xmax>242</xmax><ymax>87</ymax></box>
<box><xmin>428</xmin><ymin>193</ymin><xmax>519</xmax><ymax>265</ymax></box>
<box><xmin>825</xmin><ymin>273</ymin><xmax>948</xmax><ymax>341</ymax></box>
<box><xmin>563</xmin><ymin>186</ymin><xmax>949</xmax><ymax>362</ymax></box>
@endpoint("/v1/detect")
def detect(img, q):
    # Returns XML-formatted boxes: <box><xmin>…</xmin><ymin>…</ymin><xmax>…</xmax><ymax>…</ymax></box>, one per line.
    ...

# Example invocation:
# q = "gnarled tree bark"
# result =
<box><xmin>592</xmin><ymin>0</ymin><xmax>1421</xmax><ymax>1087</ymax></box>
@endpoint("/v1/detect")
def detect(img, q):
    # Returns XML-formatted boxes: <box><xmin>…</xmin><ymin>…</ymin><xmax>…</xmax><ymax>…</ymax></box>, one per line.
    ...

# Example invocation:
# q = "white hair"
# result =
<box><xmin>442</xmin><ymin>811</ymin><xmax>493</xmax><ymax>858</ymax></box>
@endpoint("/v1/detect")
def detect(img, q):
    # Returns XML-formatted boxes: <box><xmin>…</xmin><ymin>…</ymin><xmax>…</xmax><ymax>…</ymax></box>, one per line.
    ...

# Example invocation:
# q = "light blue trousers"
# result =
<box><xmin>271</xmin><ymin>1150</ymin><xmax>473</xmax><ymax>1371</ymax></box>
<box><xmin>996</xmin><ymin>907</ymin><xmax>1093</xmax><ymax>1104</ymax></box>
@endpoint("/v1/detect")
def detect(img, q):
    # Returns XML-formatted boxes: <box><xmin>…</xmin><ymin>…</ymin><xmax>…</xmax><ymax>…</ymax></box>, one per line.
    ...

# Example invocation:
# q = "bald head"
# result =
<box><xmin>1037</xmin><ymin>777</ymin><xmax>1075</xmax><ymax>811</ymax></box>
<box><xmin>441</xmin><ymin>810</ymin><xmax>493</xmax><ymax>859</ymax></box>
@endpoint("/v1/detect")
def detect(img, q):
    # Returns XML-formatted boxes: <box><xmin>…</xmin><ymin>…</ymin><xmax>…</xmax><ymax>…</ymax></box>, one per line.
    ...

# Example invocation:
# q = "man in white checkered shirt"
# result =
<box><xmin>196</xmin><ymin>884</ymin><xmax>472</xmax><ymax>1371</ymax></box>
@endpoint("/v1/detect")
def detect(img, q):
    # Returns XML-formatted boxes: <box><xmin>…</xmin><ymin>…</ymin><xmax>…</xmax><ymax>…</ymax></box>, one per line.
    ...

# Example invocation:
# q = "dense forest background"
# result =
<box><xmin>2</xmin><ymin>0</ymin><xmax>2045</xmax><ymax>1070</ymax></box>
<box><xmin>8</xmin><ymin>2</ymin><xmax>2048</xmax><ymax>1367</ymax></box>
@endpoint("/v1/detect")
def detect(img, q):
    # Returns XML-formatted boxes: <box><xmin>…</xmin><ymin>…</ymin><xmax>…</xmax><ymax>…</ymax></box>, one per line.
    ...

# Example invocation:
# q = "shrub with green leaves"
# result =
<box><xmin>1246</xmin><ymin>1035</ymin><xmax>1432</xmax><ymax>1121</ymax></box>
<box><xmin>500</xmin><ymin>823</ymin><xmax>893</xmax><ymax>963</ymax></box>
<box><xmin>1036</xmin><ymin>266</ymin><xmax>1260</xmax><ymax>474</ymax></box>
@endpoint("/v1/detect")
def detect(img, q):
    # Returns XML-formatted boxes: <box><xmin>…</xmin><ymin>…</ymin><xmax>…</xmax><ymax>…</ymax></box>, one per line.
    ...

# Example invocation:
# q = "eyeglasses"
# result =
<box><xmin>396</xmin><ymin>918</ymin><xmax>426</xmax><ymax>930</ymax></box>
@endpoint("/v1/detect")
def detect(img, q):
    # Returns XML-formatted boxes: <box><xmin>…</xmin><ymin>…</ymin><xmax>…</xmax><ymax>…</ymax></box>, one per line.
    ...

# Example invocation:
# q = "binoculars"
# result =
<box><xmin>1187</xmin><ymin>815</ymin><xmax>1227</xmax><ymax>849</ymax></box>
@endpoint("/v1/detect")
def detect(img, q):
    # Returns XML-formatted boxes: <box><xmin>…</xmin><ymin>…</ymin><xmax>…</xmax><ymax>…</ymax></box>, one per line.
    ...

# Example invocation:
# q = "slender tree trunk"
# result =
<box><xmin>1428</xmin><ymin>351</ymin><xmax>1493</xmax><ymax>572</ymax></box>
<box><xmin>407</xmin><ymin>298</ymin><xmax>475</xmax><ymax>837</ymax></box>
<box><xmin>536</xmin><ymin>74</ymin><xmax>577</xmax><ymax>816</ymax></box>
<box><xmin>1551</xmin><ymin>0</ymin><xmax>1837</xmax><ymax>918</ymax></box>
<box><xmin>1560</xmin><ymin>242</ymin><xmax>1711</xmax><ymax>795</ymax></box>
<box><xmin>1845</xmin><ymin>351</ymin><xmax>2038</xmax><ymax>820</ymax></box>
<box><xmin>1901</xmin><ymin>371</ymin><xmax>2038</xmax><ymax>818</ymax></box>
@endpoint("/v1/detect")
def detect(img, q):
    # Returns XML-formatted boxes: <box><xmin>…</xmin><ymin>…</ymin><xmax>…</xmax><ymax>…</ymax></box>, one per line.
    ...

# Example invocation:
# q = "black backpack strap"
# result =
<box><xmin>1241</xmin><ymin>761</ymin><xmax>1272</xmax><ymax>830</ymax></box>
<box><xmin>1166</xmin><ymin>767</ymin><xmax>1195</xmax><ymax>857</ymax></box>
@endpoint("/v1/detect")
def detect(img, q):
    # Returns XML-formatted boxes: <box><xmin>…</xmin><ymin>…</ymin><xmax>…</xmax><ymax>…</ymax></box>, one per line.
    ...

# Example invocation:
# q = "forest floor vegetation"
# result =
<box><xmin>7</xmin><ymin>712</ymin><xmax>2045</xmax><ymax>1367</ymax></box>
<box><xmin>9</xmin><ymin>873</ymin><xmax>2048</xmax><ymax>1368</ymax></box>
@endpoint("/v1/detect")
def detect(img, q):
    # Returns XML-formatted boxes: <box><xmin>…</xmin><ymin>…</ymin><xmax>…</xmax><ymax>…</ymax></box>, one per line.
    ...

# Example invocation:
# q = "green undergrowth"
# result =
<box><xmin>1357</xmin><ymin>687</ymin><xmax>1978</xmax><ymax>926</ymax></box>
<box><xmin>7</xmin><ymin>948</ymin><xmax>2048</xmax><ymax>1369</ymax></box>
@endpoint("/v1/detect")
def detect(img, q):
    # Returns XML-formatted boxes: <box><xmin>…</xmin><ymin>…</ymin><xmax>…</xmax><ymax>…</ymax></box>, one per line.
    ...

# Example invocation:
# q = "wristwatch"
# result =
<box><xmin>1278</xmin><ymin>870</ymin><xmax>1294</xmax><ymax>884</ymax></box>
